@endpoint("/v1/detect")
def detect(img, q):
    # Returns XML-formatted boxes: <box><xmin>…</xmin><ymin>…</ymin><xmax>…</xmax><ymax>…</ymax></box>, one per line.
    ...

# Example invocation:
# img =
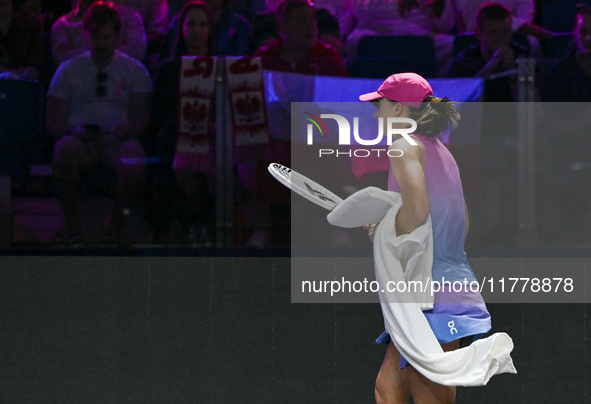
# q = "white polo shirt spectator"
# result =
<box><xmin>48</xmin><ymin>50</ymin><xmax>152</xmax><ymax>129</ymax></box>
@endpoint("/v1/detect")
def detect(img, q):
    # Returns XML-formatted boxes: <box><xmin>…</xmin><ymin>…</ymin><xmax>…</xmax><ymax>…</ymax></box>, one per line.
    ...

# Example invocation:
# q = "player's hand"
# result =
<box><xmin>493</xmin><ymin>46</ymin><xmax>515</xmax><ymax>70</ymax></box>
<box><xmin>363</xmin><ymin>222</ymin><xmax>379</xmax><ymax>242</ymax></box>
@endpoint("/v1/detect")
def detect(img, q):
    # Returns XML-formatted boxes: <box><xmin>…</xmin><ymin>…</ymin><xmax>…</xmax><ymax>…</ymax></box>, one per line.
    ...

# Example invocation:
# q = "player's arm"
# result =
<box><xmin>389</xmin><ymin>139</ymin><xmax>430</xmax><ymax>236</ymax></box>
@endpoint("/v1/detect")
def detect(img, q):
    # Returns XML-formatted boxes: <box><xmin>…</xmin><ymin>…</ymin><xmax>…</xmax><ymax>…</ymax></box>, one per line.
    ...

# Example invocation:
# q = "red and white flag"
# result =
<box><xmin>226</xmin><ymin>57</ymin><xmax>270</xmax><ymax>162</ymax></box>
<box><xmin>175</xmin><ymin>56</ymin><xmax>217</xmax><ymax>172</ymax></box>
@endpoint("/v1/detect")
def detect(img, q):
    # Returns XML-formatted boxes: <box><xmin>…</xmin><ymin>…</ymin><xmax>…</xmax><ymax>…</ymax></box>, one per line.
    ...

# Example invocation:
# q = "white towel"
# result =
<box><xmin>327</xmin><ymin>186</ymin><xmax>517</xmax><ymax>386</ymax></box>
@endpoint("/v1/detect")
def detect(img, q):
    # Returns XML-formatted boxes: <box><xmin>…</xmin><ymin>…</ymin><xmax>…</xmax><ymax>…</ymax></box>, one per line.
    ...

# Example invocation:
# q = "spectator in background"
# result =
<box><xmin>538</xmin><ymin>5</ymin><xmax>591</xmax><ymax>244</ymax></box>
<box><xmin>254</xmin><ymin>0</ymin><xmax>347</xmax><ymax>76</ymax></box>
<box><xmin>252</xmin><ymin>0</ymin><xmax>357</xmax><ymax>53</ymax></box>
<box><xmin>167</xmin><ymin>0</ymin><xmax>252</xmax><ymax>56</ymax></box>
<box><xmin>51</xmin><ymin>0</ymin><xmax>146</xmax><ymax>65</ymax></box>
<box><xmin>252</xmin><ymin>8</ymin><xmax>277</xmax><ymax>51</ymax></box>
<box><xmin>252</xmin><ymin>5</ymin><xmax>346</xmax><ymax>57</ymax></box>
<box><xmin>246</xmin><ymin>0</ymin><xmax>348</xmax><ymax>248</ymax></box>
<box><xmin>450</xmin><ymin>0</ymin><xmax>553</xmax><ymax>49</ymax></box>
<box><xmin>542</xmin><ymin>4</ymin><xmax>591</xmax><ymax>102</ymax></box>
<box><xmin>111</xmin><ymin>0</ymin><xmax>168</xmax><ymax>43</ymax></box>
<box><xmin>0</xmin><ymin>0</ymin><xmax>44</xmax><ymax>80</ymax></box>
<box><xmin>308</xmin><ymin>0</ymin><xmax>357</xmax><ymax>40</ymax></box>
<box><xmin>150</xmin><ymin>1</ymin><xmax>216</xmax><ymax>245</ymax></box>
<box><xmin>111</xmin><ymin>0</ymin><xmax>169</xmax><ymax>73</ymax></box>
<box><xmin>452</xmin><ymin>0</ymin><xmax>531</xmax><ymax>32</ymax></box>
<box><xmin>46</xmin><ymin>1</ymin><xmax>152</xmax><ymax>245</ymax></box>
<box><xmin>448</xmin><ymin>2</ymin><xmax>533</xmax><ymax>245</ymax></box>
<box><xmin>447</xmin><ymin>2</ymin><xmax>531</xmax><ymax>101</ymax></box>
<box><xmin>229</xmin><ymin>0</ymin><xmax>266</xmax><ymax>23</ymax></box>
<box><xmin>153</xmin><ymin>1</ymin><xmax>214</xmax><ymax>134</ymax></box>
<box><xmin>316</xmin><ymin>8</ymin><xmax>346</xmax><ymax>57</ymax></box>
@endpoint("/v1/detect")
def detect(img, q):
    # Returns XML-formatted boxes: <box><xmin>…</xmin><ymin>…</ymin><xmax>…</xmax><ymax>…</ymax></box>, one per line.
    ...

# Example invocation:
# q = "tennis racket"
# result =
<box><xmin>267</xmin><ymin>163</ymin><xmax>343</xmax><ymax>211</ymax></box>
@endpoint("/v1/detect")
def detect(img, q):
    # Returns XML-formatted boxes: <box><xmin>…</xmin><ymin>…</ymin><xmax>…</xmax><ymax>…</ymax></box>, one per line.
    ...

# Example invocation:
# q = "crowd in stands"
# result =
<box><xmin>4</xmin><ymin>0</ymin><xmax>583</xmax><ymax>94</ymax></box>
<box><xmin>1</xmin><ymin>0</ymin><xmax>590</xmax><ymax>247</ymax></box>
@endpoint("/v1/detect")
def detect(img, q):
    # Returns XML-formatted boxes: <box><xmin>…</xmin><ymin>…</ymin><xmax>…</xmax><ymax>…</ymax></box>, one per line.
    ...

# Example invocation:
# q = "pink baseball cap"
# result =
<box><xmin>359</xmin><ymin>72</ymin><xmax>433</xmax><ymax>108</ymax></box>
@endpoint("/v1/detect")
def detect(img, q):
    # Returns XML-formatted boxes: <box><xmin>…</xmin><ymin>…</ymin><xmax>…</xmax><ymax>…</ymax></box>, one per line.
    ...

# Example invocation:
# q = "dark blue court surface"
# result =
<box><xmin>0</xmin><ymin>256</ymin><xmax>589</xmax><ymax>403</ymax></box>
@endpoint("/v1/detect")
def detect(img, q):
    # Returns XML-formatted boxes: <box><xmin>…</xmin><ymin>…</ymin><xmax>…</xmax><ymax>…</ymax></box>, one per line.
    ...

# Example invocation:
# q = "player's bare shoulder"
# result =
<box><xmin>389</xmin><ymin>137</ymin><xmax>425</xmax><ymax>167</ymax></box>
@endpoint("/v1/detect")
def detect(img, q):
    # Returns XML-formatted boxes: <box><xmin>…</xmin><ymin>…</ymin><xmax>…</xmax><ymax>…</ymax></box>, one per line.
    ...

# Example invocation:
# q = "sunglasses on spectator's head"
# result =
<box><xmin>96</xmin><ymin>70</ymin><xmax>107</xmax><ymax>97</ymax></box>
<box><xmin>576</xmin><ymin>3</ymin><xmax>591</xmax><ymax>14</ymax></box>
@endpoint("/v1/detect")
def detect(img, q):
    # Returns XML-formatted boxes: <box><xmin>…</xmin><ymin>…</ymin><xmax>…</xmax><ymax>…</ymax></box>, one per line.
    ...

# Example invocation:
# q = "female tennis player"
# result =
<box><xmin>360</xmin><ymin>73</ymin><xmax>491</xmax><ymax>404</ymax></box>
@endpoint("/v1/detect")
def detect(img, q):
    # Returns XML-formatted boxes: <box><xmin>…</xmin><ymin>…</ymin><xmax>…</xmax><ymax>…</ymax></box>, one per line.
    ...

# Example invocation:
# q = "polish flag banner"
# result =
<box><xmin>175</xmin><ymin>56</ymin><xmax>217</xmax><ymax>172</ymax></box>
<box><xmin>226</xmin><ymin>57</ymin><xmax>270</xmax><ymax>163</ymax></box>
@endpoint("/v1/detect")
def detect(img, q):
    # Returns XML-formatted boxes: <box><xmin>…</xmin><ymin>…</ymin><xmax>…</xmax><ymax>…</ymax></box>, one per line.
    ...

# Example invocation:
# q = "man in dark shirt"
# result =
<box><xmin>254</xmin><ymin>0</ymin><xmax>347</xmax><ymax>77</ymax></box>
<box><xmin>447</xmin><ymin>2</ymin><xmax>530</xmax><ymax>102</ymax></box>
<box><xmin>542</xmin><ymin>5</ymin><xmax>591</xmax><ymax>102</ymax></box>
<box><xmin>448</xmin><ymin>3</ymin><xmax>533</xmax><ymax>245</ymax></box>
<box><xmin>244</xmin><ymin>0</ymin><xmax>347</xmax><ymax>247</ymax></box>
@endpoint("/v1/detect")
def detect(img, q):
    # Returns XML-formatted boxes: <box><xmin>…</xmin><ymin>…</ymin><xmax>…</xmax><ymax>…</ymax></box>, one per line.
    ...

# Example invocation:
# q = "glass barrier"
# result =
<box><xmin>287</xmin><ymin>100</ymin><xmax>591</xmax><ymax>252</ymax></box>
<box><xmin>10</xmin><ymin>56</ymin><xmax>591</xmax><ymax>252</ymax></box>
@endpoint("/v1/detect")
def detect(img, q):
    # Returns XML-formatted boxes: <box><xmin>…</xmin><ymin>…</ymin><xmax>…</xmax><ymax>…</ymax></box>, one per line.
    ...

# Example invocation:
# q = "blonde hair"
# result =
<box><xmin>407</xmin><ymin>96</ymin><xmax>460</xmax><ymax>137</ymax></box>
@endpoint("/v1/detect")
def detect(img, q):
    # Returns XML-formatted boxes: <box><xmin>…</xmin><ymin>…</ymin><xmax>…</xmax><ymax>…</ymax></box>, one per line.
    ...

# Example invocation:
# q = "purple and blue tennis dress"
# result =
<box><xmin>376</xmin><ymin>134</ymin><xmax>491</xmax><ymax>368</ymax></box>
